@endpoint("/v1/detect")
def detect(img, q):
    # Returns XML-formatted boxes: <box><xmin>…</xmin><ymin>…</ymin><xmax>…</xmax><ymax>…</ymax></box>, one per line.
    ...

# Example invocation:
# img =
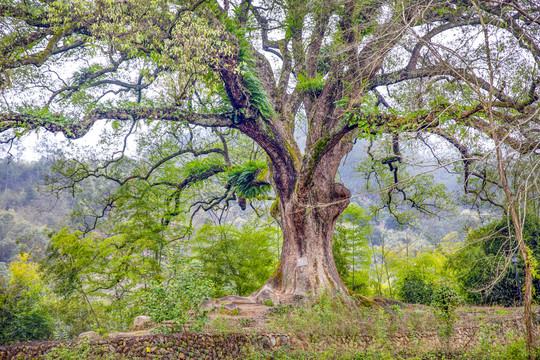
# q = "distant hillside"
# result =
<box><xmin>0</xmin><ymin>158</ymin><xmax>74</xmax><ymax>272</ymax></box>
<box><xmin>0</xmin><ymin>157</ymin><xmax>72</xmax><ymax>226</ymax></box>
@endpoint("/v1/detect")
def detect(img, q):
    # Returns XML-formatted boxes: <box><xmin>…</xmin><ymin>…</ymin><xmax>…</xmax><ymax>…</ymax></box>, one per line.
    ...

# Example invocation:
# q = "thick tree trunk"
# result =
<box><xmin>251</xmin><ymin>141</ymin><xmax>353</xmax><ymax>303</ymax></box>
<box><xmin>268</xmin><ymin>185</ymin><xmax>350</xmax><ymax>295</ymax></box>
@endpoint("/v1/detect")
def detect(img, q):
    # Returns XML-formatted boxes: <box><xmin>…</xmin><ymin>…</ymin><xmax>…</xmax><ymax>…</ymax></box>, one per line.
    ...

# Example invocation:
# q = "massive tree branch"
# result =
<box><xmin>0</xmin><ymin>108</ymin><xmax>235</xmax><ymax>140</ymax></box>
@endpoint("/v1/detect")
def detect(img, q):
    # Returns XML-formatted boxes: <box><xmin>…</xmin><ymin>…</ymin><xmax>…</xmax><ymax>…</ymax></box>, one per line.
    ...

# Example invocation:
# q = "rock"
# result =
<box><xmin>201</xmin><ymin>299</ymin><xmax>214</xmax><ymax>310</ymax></box>
<box><xmin>78</xmin><ymin>331</ymin><xmax>100</xmax><ymax>340</ymax></box>
<box><xmin>133</xmin><ymin>315</ymin><xmax>152</xmax><ymax>331</ymax></box>
<box><xmin>219</xmin><ymin>303</ymin><xmax>240</xmax><ymax>315</ymax></box>
<box><xmin>218</xmin><ymin>295</ymin><xmax>256</xmax><ymax>304</ymax></box>
<box><xmin>254</xmin><ymin>289</ymin><xmax>280</xmax><ymax>306</ymax></box>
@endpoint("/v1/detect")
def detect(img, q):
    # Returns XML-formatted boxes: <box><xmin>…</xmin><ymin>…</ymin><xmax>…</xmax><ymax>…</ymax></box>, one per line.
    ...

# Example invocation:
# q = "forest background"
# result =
<box><xmin>0</xmin><ymin>145</ymin><xmax>538</xmax><ymax>343</ymax></box>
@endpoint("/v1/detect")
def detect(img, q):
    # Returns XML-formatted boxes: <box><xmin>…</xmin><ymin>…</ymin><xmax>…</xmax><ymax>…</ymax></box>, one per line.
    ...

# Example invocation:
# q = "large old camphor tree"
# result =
<box><xmin>0</xmin><ymin>0</ymin><xmax>539</xmax><ymax>301</ymax></box>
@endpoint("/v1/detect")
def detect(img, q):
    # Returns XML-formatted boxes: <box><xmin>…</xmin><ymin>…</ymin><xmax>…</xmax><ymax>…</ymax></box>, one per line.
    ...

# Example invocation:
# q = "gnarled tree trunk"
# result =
<box><xmin>251</xmin><ymin>140</ymin><xmax>354</xmax><ymax>303</ymax></box>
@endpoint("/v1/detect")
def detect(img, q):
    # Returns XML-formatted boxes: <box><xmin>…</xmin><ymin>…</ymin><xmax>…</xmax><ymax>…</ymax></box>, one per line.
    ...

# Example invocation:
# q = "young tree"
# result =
<box><xmin>332</xmin><ymin>203</ymin><xmax>371</xmax><ymax>293</ymax></box>
<box><xmin>0</xmin><ymin>1</ymin><xmax>539</xmax><ymax>301</ymax></box>
<box><xmin>193</xmin><ymin>218</ymin><xmax>281</xmax><ymax>297</ymax></box>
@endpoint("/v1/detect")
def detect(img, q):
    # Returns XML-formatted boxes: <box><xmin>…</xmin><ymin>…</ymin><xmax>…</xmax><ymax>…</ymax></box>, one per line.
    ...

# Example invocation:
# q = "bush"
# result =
<box><xmin>398</xmin><ymin>270</ymin><xmax>434</xmax><ymax>305</ymax></box>
<box><xmin>450</xmin><ymin>215</ymin><xmax>540</xmax><ymax>306</ymax></box>
<box><xmin>142</xmin><ymin>248</ymin><xmax>213</xmax><ymax>333</ymax></box>
<box><xmin>193</xmin><ymin>219</ymin><xmax>281</xmax><ymax>297</ymax></box>
<box><xmin>0</xmin><ymin>255</ymin><xmax>53</xmax><ymax>345</ymax></box>
<box><xmin>0</xmin><ymin>287</ymin><xmax>53</xmax><ymax>345</ymax></box>
<box><xmin>431</xmin><ymin>284</ymin><xmax>461</xmax><ymax>348</ymax></box>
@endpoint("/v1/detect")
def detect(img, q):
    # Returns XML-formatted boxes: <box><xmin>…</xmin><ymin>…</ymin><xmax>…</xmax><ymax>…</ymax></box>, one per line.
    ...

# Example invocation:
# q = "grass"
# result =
<box><xmin>232</xmin><ymin>292</ymin><xmax>537</xmax><ymax>360</ymax></box>
<box><xmin>19</xmin><ymin>294</ymin><xmax>540</xmax><ymax>359</ymax></box>
<box><xmin>264</xmin><ymin>292</ymin><xmax>438</xmax><ymax>340</ymax></box>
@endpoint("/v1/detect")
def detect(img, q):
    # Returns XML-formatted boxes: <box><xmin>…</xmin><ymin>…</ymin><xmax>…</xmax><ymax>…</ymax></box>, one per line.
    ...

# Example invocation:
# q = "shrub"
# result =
<box><xmin>449</xmin><ymin>215</ymin><xmax>540</xmax><ymax>306</ymax></box>
<box><xmin>142</xmin><ymin>248</ymin><xmax>213</xmax><ymax>333</ymax></box>
<box><xmin>193</xmin><ymin>219</ymin><xmax>281</xmax><ymax>297</ymax></box>
<box><xmin>0</xmin><ymin>287</ymin><xmax>53</xmax><ymax>345</ymax></box>
<box><xmin>0</xmin><ymin>255</ymin><xmax>53</xmax><ymax>345</ymax></box>
<box><xmin>431</xmin><ymin>284</ymin><xmax>461</xmax><ymax>348</ymax></box>
<box><xmin>398</xmin><ymin>270</ymin><xmax>434</xmax><ymax>305</ymax></box>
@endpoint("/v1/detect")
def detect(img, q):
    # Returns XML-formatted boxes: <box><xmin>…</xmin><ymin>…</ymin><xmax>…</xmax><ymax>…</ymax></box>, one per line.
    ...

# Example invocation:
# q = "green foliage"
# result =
<box><xmin>267</xmin><ymin>292</ymin><xmax>365</xmax><ymax>339</ymax></box>
<box><xmin>229</xmin><ymin>20</ymin><xmax>275</xmax><ymax>119</ymax></box>
<box><xmin>193</xmin><ymin>219</ymin><xmax>281</xmax><ymax>297</ymax></box>
<box><xmin>431</xmin><ymin>284</ymin><xmax>461</xmax><ymax>346</ymax></box>
<box><xmin>0</xmin><ymin>211</ymin><xmax>18</xmax><ymax>263</ymax></box>
<box><xmin>431</xmin><ymin>284</ymin><xmax>461</xmax><ymax>315</ymax></box>
<box><xmin>244</xmin><ymin>348</ymin><xmax>398</xmax><ymax>359</ymax></box>
<box><xmin>181</xmin><ymin>157</ymin><xmax>225</xmax><ymax>178</ymax></box>
<box><xmin>0</xmin><ymin>287</ymin><xmax>53</xmax><ymax>345</ymax></box>
<box><xmin>227</xmin><ymin>161</ymin><xmax>271</xmax><ymax>199</ymax></box>
<box><xmin>241</xmin><ymin>65</ymin><xmax>276</xmax><ymax>119</ymax></box>
<box><xmin>356</xmin><ymin>135</ymin><xmax>454</xmax><ymax>226</ymax></box>
<box><xmin>470</xmin><ymin>335</ymin><xmax>540</xmax><ymax>360</ymax></box>
<box><xmin>0</xmin><ymin>209</ymin><xmax>49</xmax><ymax>265</ymax></box>
<box><xmin>48</xmin><ymin>296</ymin><xmax>100</xmax><ymax>339</ymax></box>
<box><xmin>41</xmin><ymin>228</ymin><xmax>158</xmax><ymax>333</ymax></box>
<box><xmin>142</xmin><ymin>248</ymin><xmax>213</xmax><ymax>333</ymax></box>
<box><xmin>369</xmin><ymin>230</ymin><xmax>457</xmax><ymax>299</ymax></box>
<box><xmin>398</xmin><ymin>270</ymin><xmax>434</xmax><ymax>305</ymax></box>
<box><xmin>333</xmin><ymin>203</ymin><xmax>372</xmax><ymax>293</ymax></box>
<box><xmin>15</xmin><ymin>104</ymin><xmax>77</xmax><ymax>133</ymax></box>
<box><xmin>43</xmin><ymin>340</ymin><xmax>94</xmax><ymax>360</ymax></box>
<box><xmin>0</xmin><ymin>255</ymin><xmax>53</xmax><ymax>345</ymax></box>
<box><xmin>297</xmin><ymin>72</ymin><xmax>325</xmax><ymax>96</ymax></box>
<box><xmin>450</xmin><ymin>215</ymin><xmax>540</xmax><ymax>306</ymax></box>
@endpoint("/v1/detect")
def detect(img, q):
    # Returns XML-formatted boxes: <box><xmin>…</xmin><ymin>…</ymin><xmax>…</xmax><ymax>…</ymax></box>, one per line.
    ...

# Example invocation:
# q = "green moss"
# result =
<box><xmin>255</xmin><ymin>166</ymin><xmax>267</xmax><ymax>182</ymax></box>
<box><xmin>219</xmin><ymin>308</ymin><xmax>240</xmax><ymax>316</ymax></box>
<box><xmin>285</xmin><ymin>141</ymin><xmax>301</xmax><ymax>169</ymax></box>
<box><xmin>303</xmin><ymin>136</ymin><xmax>330</xmax><ymax>182</ymax></box>
<box><xmin>271</xmin><ymin>260</ymin><xmax>283</xmax><ymax>285</ymax></box>
<box><xmin>353</xmin><ymin>294</ymin><xmax>377</xmax><ymax>307</ymax></box>
<box><xmin>270</xmin><ymin>199</ymin><xmax>280</xmax><ymax>220</ymax></box>
<box><xmin>313</xmin><ymin>136</ymin><xmax>329</xmax><ymax>155</ymax></box>
<box><xmin>222</xmin><ymin>16</ymin><xmax>275</xmax><ymax>120</ymax></box>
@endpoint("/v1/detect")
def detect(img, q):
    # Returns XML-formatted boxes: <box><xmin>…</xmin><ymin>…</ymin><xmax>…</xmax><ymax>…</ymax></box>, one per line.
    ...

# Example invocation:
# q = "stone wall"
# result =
<box><xmin>0</xmin><ymin>319</ymin><xmax>534</xmax><ymax>359</ymax></box>
<box><xmin>0</xmin><ymin>333</ymin><xmax>287</xmax><ymax>360</ymax></box>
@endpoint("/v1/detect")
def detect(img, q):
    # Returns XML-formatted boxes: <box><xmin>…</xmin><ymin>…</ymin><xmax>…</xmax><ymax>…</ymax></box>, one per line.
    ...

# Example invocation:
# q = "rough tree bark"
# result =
<box><xmin>256</xmin><ymin>141</ymin><xmax>355</xmax><ymax>300</ymax></box>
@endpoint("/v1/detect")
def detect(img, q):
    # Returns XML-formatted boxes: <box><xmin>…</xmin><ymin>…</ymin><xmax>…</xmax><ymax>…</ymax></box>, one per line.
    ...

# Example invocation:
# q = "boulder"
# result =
<box><xmin>133</xmin><ymin>315</ymin><xmax>152</xmax><ymax>331</ymax></box>
<box><xmin>254</xmin><ymin>289</ymin><xmax>280</xmax><ymax>306</ymax></box>
<box><xmin>78</xmin><ymin>331</ymin><xmax>99</xmax><ymax>340</ymax></box>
